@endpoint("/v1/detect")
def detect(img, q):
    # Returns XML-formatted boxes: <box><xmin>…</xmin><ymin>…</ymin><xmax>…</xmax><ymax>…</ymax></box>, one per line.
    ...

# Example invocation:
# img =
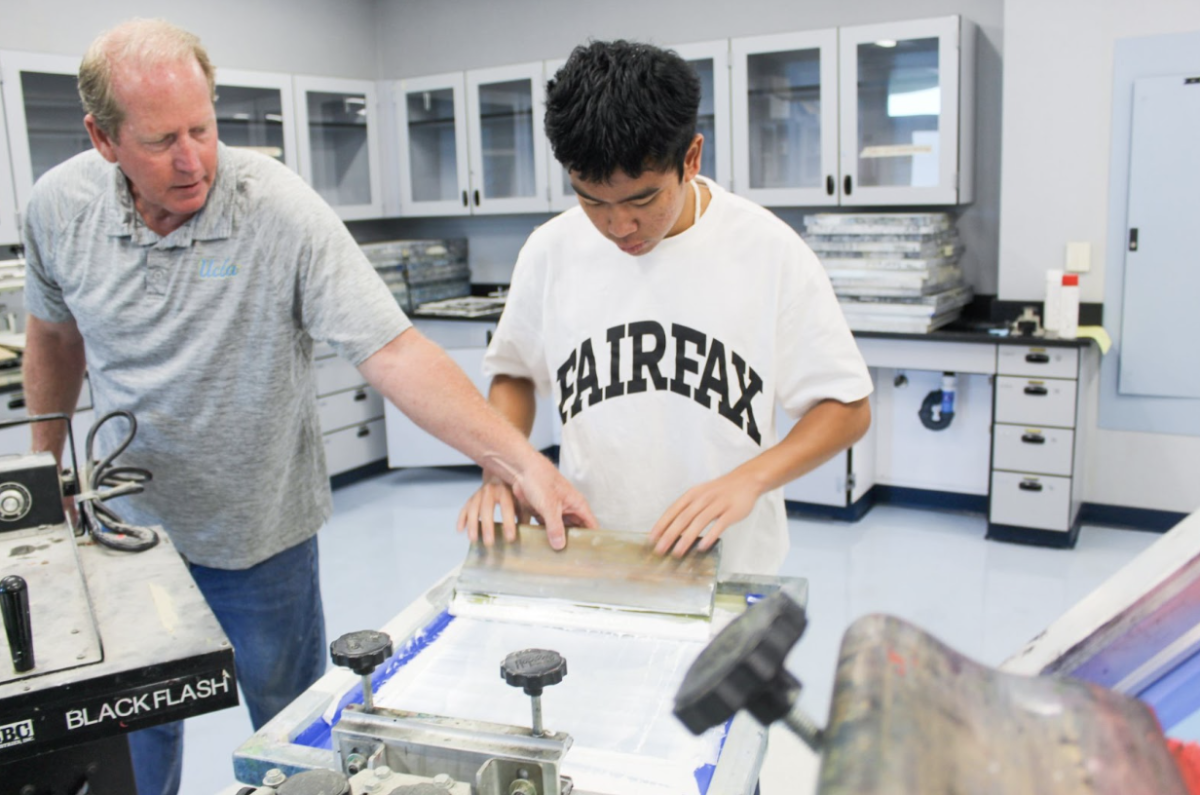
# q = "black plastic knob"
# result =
<box><xmin>0</xmin><ymin>575</ymin><xmax>34</xmax><ymax>673</ymax></box>
<box><xmin>275</xmin><ymin>769</ymin><xmax>350</xmax><ymax>795</ymax></box>
<box><xmin>501</xmin><ymin>649</ymin><xmax>567</xmax><ymax>697</ymax></box>
<box><xmin>330</xmin><ymin>630</ymin><xmax>393</xmax><ymax>676</ymax></box>
<box><xmin>674</xmin><ymin>589</ymin><xmax>808</xmax><ymax>734</ymax></box>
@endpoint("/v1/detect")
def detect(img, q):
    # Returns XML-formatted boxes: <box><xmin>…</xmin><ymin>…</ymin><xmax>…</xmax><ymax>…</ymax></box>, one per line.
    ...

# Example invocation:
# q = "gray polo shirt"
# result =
<box><xmin>23</xmin><ymin>143</ymin><xmax>410</xmax><ymax>568</ymax></box>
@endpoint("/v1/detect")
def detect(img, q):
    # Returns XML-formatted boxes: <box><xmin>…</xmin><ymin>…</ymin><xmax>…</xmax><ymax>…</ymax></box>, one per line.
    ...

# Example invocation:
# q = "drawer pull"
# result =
<box><xmin>1025</xmin><ymin>353</ymin><xmax>1050</xmax><ymax>364</ymax></box>
<box><xmin>353</xmin><ymin>390</ymin><xmax>368</xmax><ymax>402</ymax></box>
<box><xmin>356</xmin><ymin>426</ymin><xmax>371</xmax><ymax>438</ymax></box>
<box><xmin>1024</xmin><ymin>385</ymin><xmax>1049</xmax><ymax>396</ymax></box>
<box><xmin>1021</xmin><ymin>433</ymin><xmax>1046</xmax><ymax>444</ymax></box>
<box><xmin>1019</xmin><ymin>480</ymin><xmax>1044</xmax><ymax>492</ymax></box>
<box><xmin>7</xmin><ymin>397</ymin><xmax>24</xmax><ymax>410</ymax></box>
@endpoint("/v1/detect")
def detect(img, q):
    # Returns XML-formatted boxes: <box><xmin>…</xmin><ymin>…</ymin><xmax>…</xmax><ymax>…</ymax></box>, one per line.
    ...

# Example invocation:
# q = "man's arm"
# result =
<box><xmin>457</xmin><ymin>375</ymin><xmax>538</xmax><ymax>543</ymax></box>
<box><xmin>24</xmin><ymin>315</ymin><xmax>87</xmax><ymax>464</ymax></box>
<box><xmin>649</xmin><ymin>396</ymin><xmax>871</xmax><ymax>557</ymax></box>
<box><xmin>357</xmin><ymin>329</ymin><xmax>595</xmax><ymax>549</ymax></box>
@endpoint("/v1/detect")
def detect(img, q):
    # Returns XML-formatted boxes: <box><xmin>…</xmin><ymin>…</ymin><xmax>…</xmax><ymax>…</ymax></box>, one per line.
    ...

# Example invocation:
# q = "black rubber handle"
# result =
<box><xmin>353</xmin><ymin>390</ymin><xmax>368</xmax><ymax>402</ymax></box>
<box><xmin>1025</xmin><ymin>353</ymin><xmax>1050</xmax><ymax>364</ymax></box>
<box><xmin>474</xmin><ymin>189</ymin><xmax>481</xmax><ymax>206</ymax></box>
<box><xmin>330</xmin><ymin>630</ymin><xmax>393</xmax><ymax>675</ymax></box>
<box><xmin>1024</xmin><ymin>385</ymin><xmax>1049</xmax><ymax>396</ymax></box>
<box><xmin>0</xmin><ymin>575</ymin><xmax>34</xmax><ymax>673</ymax></box>
<box><xmin>1019</xmin><ymin>480</ymin><xmax>1044</xmax><ymax>492</ymax></box>
<box><xmin>843</xmin><ymin>175</ymin><xmax>853</xmax><ymax>196</ymax></box>
<box><xmin>1021</xmin><ymin>433</ymin><xmax>1046</xmax><ymax>444</ymax></box>
<box><xmin>461</xmin><ymin>190</ymin><xmax>468</xmax><ymax>207</ymax></box>
<box><xmin>356</xmin><ymin>426</ymin><xmax>370</xmax><ymax>438</ymax></box>
<box><xmin>502</xmin><ymin>649</ymin><xmax>567</xmax><ymax>697</ymax></box>
<box><xmin>826</xmin><ymin>175</ymin><xmax>834</xmax><ymax>196</ymax></box>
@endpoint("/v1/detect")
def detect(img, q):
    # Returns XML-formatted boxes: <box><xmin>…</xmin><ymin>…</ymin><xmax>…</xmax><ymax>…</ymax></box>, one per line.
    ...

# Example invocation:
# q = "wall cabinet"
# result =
<box><xmin>294</xmin><ymin>75</ymin><xmax>383</xmax><ymax>221</ymax></box>
<box><xmin>394</xmin><ymin>62</ymin><xmax>551</xmax><ymax>217</ymax></box>
<box><xmin>731</xmin><ymin>16</ymin><xmax>975</xmax><ymax>206</ymax></box>
<box><xmin>214</xmin><ymin>69</ymin><xmax>299</xmax><ymax>173</ymax></box>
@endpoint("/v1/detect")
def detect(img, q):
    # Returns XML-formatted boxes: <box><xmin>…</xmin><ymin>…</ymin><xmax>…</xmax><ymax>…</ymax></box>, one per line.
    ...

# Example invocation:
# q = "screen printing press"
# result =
<box><xmin>224</xmin><ymin>511</ymin><xmax>1200</xmax><ymax>795</ymax></box>
<box><xmin>0</xmin><ymin>415</ymin><xmax>237</xmax><ymax>794</ymax></box>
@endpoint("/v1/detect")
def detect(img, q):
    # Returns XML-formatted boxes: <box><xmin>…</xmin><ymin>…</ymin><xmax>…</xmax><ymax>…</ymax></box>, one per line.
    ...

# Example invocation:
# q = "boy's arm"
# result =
<box><xmin>457</xmin><ymin>375</ymin><xmax>549</xmax><ymax>543</ymax></box>
<box><xmin>649</xmin><ymin>397</ymin><xmax>871</xmax><ymax>557</ymax></box>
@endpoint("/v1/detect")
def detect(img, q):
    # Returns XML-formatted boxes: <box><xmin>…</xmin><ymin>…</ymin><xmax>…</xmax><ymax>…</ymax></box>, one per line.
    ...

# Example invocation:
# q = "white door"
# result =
<box><xmin>214</xmin><ymin>68</ymin><xmax>298</xmax><ymax>173</ymax></box>
<box><xmin>731</xmin><ymin>30</ymin><xmax>839</xmax><ymax>206</ymax></box>
<box><xmin>293</xmin><ymin>75</ymin><xmax>382</xmax><ymax>221</ymax></box>
<box><xmin>466</xmin><ymin>63</ymin><xmax>551</xmax><ymax>215</ymax></box>
<box><xmin>838</xmin><ymin>16</ymin><xmax>972</xmax><ymax>206</ymax></box>
<box><xmin>0</xmin><ymin>52</ymin><xmax>91</xmax><ymax>213</ymax></box>
<box><xmin>673</xmin><ymin>39</ymin><xmax>733</xmax><ymax>190</ymax></box>
<box><xmin>395</xmin><ymin>72</ymin><xmax>471</xmax><ymax>217</ymax></box>
<box><xmin>1119</xmin><ymin>74</ymin><xmax>1200</xmax><ymax>399</ymax></box>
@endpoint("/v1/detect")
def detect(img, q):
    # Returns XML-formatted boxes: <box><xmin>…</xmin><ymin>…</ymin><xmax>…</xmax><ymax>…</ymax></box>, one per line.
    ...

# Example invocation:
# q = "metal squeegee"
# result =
<box><xmin>452</xmin><ymin>524</ymin><xmax>721</xmax><ymax>623</ymax></box>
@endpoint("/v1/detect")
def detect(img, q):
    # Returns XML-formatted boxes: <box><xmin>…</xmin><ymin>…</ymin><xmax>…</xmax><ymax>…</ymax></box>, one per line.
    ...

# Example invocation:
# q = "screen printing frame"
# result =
<box><xmin>234</xmin><ymin>568</ymin><xmax>806</xmax><ymax>794</ymax></box>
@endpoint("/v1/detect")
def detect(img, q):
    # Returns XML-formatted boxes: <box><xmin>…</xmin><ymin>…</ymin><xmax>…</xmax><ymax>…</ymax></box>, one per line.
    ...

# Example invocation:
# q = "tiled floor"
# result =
<box><xmin>184</xmin><ymin>467</ymin><xmax>1184</xmax><ymax>795</ymax></box>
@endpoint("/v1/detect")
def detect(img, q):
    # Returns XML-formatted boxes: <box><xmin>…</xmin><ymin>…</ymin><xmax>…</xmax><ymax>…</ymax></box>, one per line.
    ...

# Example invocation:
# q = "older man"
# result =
<box><xmin>23</xmin><ymin>19</ymin><xmax>594</xmax><ymax>795</ymax></box>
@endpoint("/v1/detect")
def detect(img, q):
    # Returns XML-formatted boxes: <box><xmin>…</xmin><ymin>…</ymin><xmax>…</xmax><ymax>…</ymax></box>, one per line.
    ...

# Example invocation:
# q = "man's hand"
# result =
<box><xmin>457</xmin><ymin>473</ymin><xmax>531</xmax><ymax>546</ymax></box>
<box><xmin>488</xmin><ymin>454</ymin><xmax>599</xmax><ymax>550</ymax></box>
<box><xmin>648</xmin><ymin>469</ymin><xmax>762</xmax><ymax>558</ymax></box>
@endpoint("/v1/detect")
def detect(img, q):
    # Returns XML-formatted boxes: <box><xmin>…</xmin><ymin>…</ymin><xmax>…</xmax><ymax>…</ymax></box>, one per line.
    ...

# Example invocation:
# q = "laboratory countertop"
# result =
<box><xmin>411</xmin><ymin>312</ymin><xmax>1095</xmax><ymax>349</ymax></box>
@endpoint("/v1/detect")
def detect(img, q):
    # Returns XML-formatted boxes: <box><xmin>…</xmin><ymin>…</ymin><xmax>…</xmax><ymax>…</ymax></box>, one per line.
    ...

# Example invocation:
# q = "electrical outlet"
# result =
<box><xmin>1066</xmin><ymin>241</ymin><xmax>1091</xmax><ymax>273</ymax></box>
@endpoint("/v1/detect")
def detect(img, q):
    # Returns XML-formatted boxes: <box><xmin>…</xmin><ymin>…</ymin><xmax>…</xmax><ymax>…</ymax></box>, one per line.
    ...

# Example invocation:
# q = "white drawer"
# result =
<box><xmin>992</xmin><ymin>424</ymin><xmax>1075</xmax><ymax>477</ymax></box>
<box><xmin>855</xmin><ymin>337</ymin><xmax>996</xmax><ymax>375</ymax></box>
<box><xmin>989</xmin><ymin>470</ymin><xmax>1073</xmax><ymax>532</ymax></box>
<box><xmin>997</xmin><ymin>346</ymin><xmax>1078</xmax><ymax>379</ymax></box>
<box><xmin>994</xmin><ymin>376</ymin><xmax>1078</xmax><ymax>427</ymax></box>
<box><xmin>317</xmin><ymin>386</ymin><xmax>385</xmax><ymax>433</ymax></box>
<box><xmin>315</xmin><ymin>355</ymin><xmax>366</xmax><ymax>397</ymax></box>
<box><xmin>413</xmin><ymin>319</ymin><xmax>497</xmax><ymax>349</ymax></box>
<box><xmin>323</xmin><ymin>418</ymin><xmax>387</xmax><ymax>476</ymax></box>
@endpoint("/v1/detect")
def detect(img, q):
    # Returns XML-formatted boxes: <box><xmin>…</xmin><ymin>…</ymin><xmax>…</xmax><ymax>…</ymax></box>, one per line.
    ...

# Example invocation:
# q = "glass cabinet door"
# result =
<box><xmin>0</xmin><ymin>95</ymin><xmax>18</xmax><ymax>246</ymax></box>
<box><xmin>294</xmin><ymin>76</ymin><xmax>382</xmax><ymax>221</ymax></box>
<box><xmin>466</xmin><ymin>63</ymin><xmax>550</xmax><ymax>215</ymax></box>
<box><xmin>731</xmin><ymin>31</ymin><xmax>839</xmax><ymax>206</ymax></box>
<box><xmin>395</xmin><ymin>72</ymin><xmax>470</xmax><ymax>216</ymax></box>
<box><xmin>543</xmin><ymin>58</ymin><xmax>575</xmax><ymax>213</ymax></box>
<box><xmin>214</xmin><ymin>69</ymin><xmax>297</xmax><ymax>173</ymax></box>
<box><xmin>839</xmin><ymin>16</ymin><xmax>973</xmax><ymax>205</ymax></box>
<box><xmin>673</xmin><ymin>40</ymin><xmax>732</xmax><ymax>190</ymax></box>
<box><xmin>0</xmin><ymin>52</ymin><xmax>91</xmax><ymax>212</ymax></box>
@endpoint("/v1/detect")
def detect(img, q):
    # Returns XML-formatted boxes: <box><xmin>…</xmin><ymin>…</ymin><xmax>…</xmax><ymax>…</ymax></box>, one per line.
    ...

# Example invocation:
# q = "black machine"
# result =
<box><xmin>0</xmin><ymin>413</ymin><xmax>238</xmax><ymax>795</ymax></box>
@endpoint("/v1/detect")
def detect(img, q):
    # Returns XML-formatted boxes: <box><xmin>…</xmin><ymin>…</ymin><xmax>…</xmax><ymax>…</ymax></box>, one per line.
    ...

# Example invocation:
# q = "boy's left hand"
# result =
<box><xmin>648</xmin><ymin>469</ymin><xmax>761</xmax><ymax>558</ymax></box>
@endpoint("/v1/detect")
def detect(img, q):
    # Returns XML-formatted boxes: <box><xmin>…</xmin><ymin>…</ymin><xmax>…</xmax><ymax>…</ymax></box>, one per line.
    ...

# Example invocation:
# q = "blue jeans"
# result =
<box><xmin>129</xmin><ymin>535</ymin><xmax>328</xmax><ymax>795</ymax></box>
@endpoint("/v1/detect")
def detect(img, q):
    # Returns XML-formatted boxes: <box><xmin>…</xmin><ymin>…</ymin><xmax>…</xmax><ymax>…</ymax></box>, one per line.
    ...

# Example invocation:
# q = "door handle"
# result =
<box><xmin>461</xmin><ymin>190</ymin><xmax>468</xmax><ymax>207</ymax></box>
<box><xmin>1021</xmin><ymin>433</ymin><xmax>1046</xmax><ymax>444</ymax></box>
<box><xmin>1023</xmin><ymin>385</ymin><xmax>1049</xmax><ymax>396</ymax></box>
<box><xmin>1025</xmin><ymin>353</ymin><xmax>1050</xmax><ymax>364</ymax></box>
<box><xmin>826</xmin><ymin>175</ymin><xmax>835</xmax><ymax>196</ymax></box>
<box><xmin>1019</xmin><ymin>480</ymin><xmax>1044</xmax><ymax>492</ymax></box>
<box><xmin>473</xmin><ymin>189</ymin><xmax>481</xmax><ymax>207</ymax></box>
<box><xmin>843</xmin><ymin>175</ymin><xmax>853</xmax><ymax>196</ymax></box>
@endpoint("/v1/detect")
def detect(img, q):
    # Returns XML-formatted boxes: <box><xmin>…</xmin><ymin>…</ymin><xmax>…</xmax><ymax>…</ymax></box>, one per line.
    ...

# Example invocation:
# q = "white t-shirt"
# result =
<box><xmin>484</xmin><ymin>178</ymin><xmax>872</xmax><ymax>575</ymax></box>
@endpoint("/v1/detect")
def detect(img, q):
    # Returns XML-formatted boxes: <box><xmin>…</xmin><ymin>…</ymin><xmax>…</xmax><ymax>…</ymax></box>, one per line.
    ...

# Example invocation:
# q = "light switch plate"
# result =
<box><xmin>1066</xmin><ymin>241</ymin><xmax>1092</xmax><ymax>273</ymax></box>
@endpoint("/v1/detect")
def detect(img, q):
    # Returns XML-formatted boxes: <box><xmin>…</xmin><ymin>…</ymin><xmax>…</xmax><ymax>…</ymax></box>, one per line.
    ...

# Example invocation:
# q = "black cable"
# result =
<box><xmin>77</xmin><ymin>410</ymin><xmax>158</xmax><ymax>552</ymax></box>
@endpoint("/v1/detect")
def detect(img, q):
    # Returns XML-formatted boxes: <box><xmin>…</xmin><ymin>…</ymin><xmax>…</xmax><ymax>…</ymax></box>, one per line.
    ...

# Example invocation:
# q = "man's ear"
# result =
<box><xmin>84</xmin><ymin>114</ymin><xmax>119</xmax><ymax>163</ymax></box>
<box><xmin>683</xmin><ymin>133</ymin><xmax>704</xmax><ymax>181</ymax></box>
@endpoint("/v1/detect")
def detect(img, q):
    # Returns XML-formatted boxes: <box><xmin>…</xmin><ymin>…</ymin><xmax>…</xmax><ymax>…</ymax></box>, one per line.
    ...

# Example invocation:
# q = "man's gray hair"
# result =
<box><xmin>78</xmin><ymin>18</ymin><xmax>216</xmax><ymax>139</ymax></box>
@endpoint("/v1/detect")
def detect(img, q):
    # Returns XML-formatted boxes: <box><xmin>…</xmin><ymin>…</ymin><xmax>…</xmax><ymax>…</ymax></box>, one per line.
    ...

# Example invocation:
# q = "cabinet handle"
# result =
<box><xmin>1023</xmin><ymin>385</ymin><xmax>1049</xmax><ymax>396</ymax></box>
<box><xmin>843</xmin><ymin>175</ymin><xmax>853</xmax><ymax>196</ymax></box>
<box><xmin>461</xmin><ymin>190</ymin><xmax>468</xmax><ymax>207</ymax></box>
<box><xmin>473</xmin><ymin>190</ymin><xmax>481</xmax><ymax>207</ymax></box>
<box><xmin>353</xmin><ymin>390</ymin><xmax>368</xmax><ymax>402</ymax></box>
<box><xmin>1129</xmin><ymin>228</ymin><xmax>1138</xmax><ymax>252</ymax></box>
<box><xmin>1025</xmin><ymin>353</ymin><xmax>1050</xmax><ymax>364</ymax></box>
<box><xmin>356</xmin><ymin>426</ymin><xmax>371</xmax><ymax>438</ymax></box>
<box><xmin>8</xmin><ymin>397</ymin><xmax>24</xmax><ymax>410</ymax></box>
<box><xmin>1021</xmin><ymin>433</ymin><xmax>1046</xmax><ymax>444</ymax></box>
<box><xmin>826</xmin><ymin>175</ymin><xmax>835</xmax><ymax>196</ymax></box>
<box><xmin>1019</xmin><ymin>480</ymin><xmax>1044</xmax><ymax>492</ymax></box>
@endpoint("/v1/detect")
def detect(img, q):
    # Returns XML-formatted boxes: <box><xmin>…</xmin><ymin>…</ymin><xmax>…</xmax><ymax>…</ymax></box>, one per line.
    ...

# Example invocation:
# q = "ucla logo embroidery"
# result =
<box><xmin>198</xmin><ymin>257</ymin><xmax>239</xmax><ymax>279</ymax></box>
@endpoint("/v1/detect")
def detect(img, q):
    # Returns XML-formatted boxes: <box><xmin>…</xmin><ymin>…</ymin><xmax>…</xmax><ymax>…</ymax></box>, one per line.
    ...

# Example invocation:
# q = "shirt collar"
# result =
<box><xmin>104</xmin><ymin>141</ymin><xmax>236</xmax><ymax>247</ymax></box>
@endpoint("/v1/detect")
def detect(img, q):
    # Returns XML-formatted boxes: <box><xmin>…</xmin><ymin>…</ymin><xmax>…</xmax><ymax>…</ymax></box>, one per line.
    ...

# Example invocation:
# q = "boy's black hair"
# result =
<box><xmin>546</xmin><ymin>40</ymin><xmax>700</xmax><ymax>184</ymax></box>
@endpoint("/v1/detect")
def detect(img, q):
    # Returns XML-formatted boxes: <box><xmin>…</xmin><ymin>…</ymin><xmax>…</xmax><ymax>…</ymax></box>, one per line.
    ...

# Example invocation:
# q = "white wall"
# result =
<box><xmin>0</xmin><ymin>0</ymin><xmax>380</xmax><ymax>79</ymax></box>
<box><xmin>999</xmin><ymin>0</ymin><xmax>1200</xmax><ymax>513</ymax></box>
<box><xmin>371</xmin><ymin>0</ymin><xmax>1005</xmax><ymax>291</ymax></box>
